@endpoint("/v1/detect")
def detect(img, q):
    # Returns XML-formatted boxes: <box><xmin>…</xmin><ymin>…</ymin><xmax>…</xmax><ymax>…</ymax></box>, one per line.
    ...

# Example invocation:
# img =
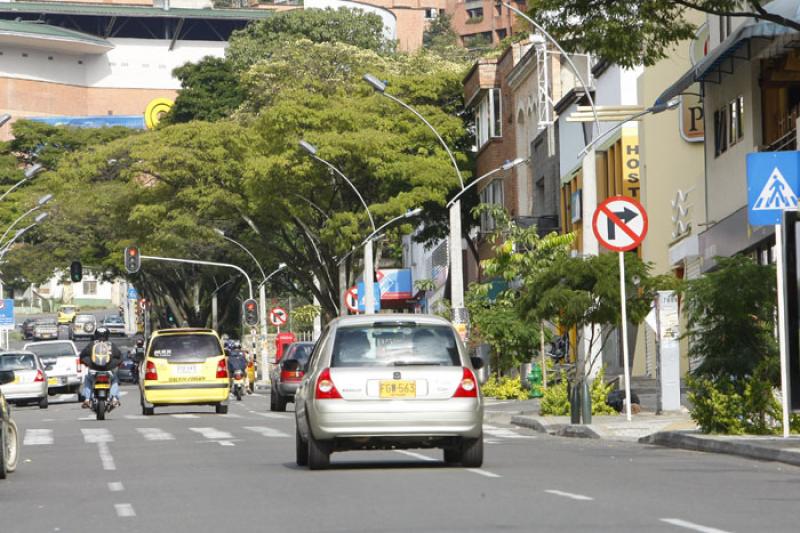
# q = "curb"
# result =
<box><xmin>511</xmin><ymin>416</ymin><xmax>600</xmax><ymax>439</ymax></box>
<box><xmin>640</xmin><ymin>431</ymin><xmax>800</xmax><ymax>467</ymax></box>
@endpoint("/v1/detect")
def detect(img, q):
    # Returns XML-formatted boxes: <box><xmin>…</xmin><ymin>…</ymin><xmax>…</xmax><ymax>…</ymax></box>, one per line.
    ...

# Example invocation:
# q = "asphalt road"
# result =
<box><xmin>2</xmin><ymin>387</ymin><xmax>800</xmax><ymax>533</ymax></box>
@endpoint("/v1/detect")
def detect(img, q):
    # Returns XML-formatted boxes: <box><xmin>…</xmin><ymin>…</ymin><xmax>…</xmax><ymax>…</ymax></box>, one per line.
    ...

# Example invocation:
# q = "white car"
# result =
<box><xmin>0</xmin><ymin>352</ymin><xmax>48</xmax><ymax>408</ymax></box>
<box><xmin>24</xmin><ymin>340</ymin><xmax>83</xmax><ymax>399</ymax></box>
<box><xmin>293</xmin><ymin>315</ymin><xmax>484</xmax><ymax>470</ymax></box>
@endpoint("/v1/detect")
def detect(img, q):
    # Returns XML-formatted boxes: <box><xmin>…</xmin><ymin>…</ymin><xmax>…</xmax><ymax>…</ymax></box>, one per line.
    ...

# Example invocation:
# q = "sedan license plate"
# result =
<box><xmin>47</xmin><ymin>377</ymin><xmax>59</xmax><ymax>385</ymax></box>
<box><xmin>379</xmin><ymin>380</ymin><xmax>416</xmax><ymax>398</ymax></box>
<box><xmin>173</xmin><ymin>364</ymin><xmax>199</xmax><ymax>376</ymax></box>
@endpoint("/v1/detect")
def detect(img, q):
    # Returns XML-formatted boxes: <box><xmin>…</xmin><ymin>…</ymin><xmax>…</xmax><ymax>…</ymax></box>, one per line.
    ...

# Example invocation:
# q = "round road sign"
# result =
<box><xmin>592</xmin><ymin>196</ymin><xmax>648</xmax><ymax>252</ymax></box>
<box><xmin>269</xmin><ymin>307</ymin><xmax>288</xmax><ymax>326</ymax></box>
<box><xmin>345</xmin><ymin>286</ymin><xmax>359</xmax><ymax>314</ymax></box>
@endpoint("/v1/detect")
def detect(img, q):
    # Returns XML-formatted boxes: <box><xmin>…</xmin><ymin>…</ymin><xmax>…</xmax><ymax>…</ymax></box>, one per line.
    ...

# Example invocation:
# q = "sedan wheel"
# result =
<box><xmin>4</xmin><ymin>419</ymin><xmax>19</xmax><ymax>474</ymax></box>
<box><xmin>460</xmin><ymin>434</ymin><xmax>483</xmax><ymax>468</ymax></box>
<box><xmin>38</xmin><ymin>396</ymin><xmax>48</xmax><ymax>409</ymax></box>
<box><xmin>295</xmin><ymin>426</ymin><xmax>308</xmax><ymax>467</ymax></box>
<box><xmin>307</xmin><ymin>430</ymin><xmax>330</xmax><ymax>470</ymax></box>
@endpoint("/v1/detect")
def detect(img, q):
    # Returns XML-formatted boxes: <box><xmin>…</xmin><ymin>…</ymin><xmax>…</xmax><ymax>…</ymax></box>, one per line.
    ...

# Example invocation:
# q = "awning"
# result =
<box><xmin>654</xmin><ymin>0</ymin><xmax>800</xmax><ymax>106</ymax></box>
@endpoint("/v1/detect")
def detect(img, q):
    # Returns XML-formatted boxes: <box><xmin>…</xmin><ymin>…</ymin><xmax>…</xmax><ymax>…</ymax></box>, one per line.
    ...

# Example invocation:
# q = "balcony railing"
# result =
<box><xmin>765</xmin><ymin>128</ymin><xmax>797</xmax><ymax>152</ymax></box>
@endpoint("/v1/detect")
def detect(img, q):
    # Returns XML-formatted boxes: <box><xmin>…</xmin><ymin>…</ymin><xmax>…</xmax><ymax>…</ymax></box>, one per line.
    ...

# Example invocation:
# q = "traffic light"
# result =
<box><xmin>124</xmin><ymin>246</ymin><xmax>141</xmax><ymax>274</ymax></box>
<box><xmin>69</xmin><ymin>261</ymin><xmax>82</xmax><ymax>282</ymax></box>
<box><xmin>243</xmin><ymin>298</ymin><xmax>258</xmax><ymax>327</ymax></box>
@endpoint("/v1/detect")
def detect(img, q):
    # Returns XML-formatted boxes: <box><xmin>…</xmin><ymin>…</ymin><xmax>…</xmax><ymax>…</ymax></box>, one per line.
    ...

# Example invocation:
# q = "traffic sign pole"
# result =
<box><xmin>619</xmin><ymin>252</ymin><xmax>632</xmax><ymax>422</ymax></box>
<box><xmin>776</xmin><ymin>222</ymin><xmax>791</xmax><ymax>438</ymax></box>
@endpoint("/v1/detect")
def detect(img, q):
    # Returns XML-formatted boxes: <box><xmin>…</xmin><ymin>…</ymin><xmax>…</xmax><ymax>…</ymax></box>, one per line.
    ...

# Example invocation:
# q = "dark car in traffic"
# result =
<box><xmin>19</xmin><ymin>318</ymin><xmax>36</xmax><ymax>340</ymax></box>
<box><xmin>270</xmin><ymin>341</ymin><xmax>314</xmax><ymax>412</ymax></box>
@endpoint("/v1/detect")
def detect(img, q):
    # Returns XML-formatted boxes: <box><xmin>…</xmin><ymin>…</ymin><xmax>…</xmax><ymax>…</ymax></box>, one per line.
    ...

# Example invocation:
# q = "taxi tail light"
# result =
<box><xmin>76</xmin><ymin>358</ymin><xmax>81</xmax><ymax>373</ymax></box>
<box><xmin>216</xmin><ymin>359</ymin><xmax>228</xmax><ymax>379</ymax></box>
<box><xmin>144</xmin><ymin>360</ymin><xmax>158</xmax><ymax>381</ymax></box>
<box><xmin>453</xmin><ymin>367</ymin><xmax>478</xmax><ymax>398</ymax></box>
<box><xmin>280</xmin><ymin>369</ymin><xmax>304</xmax><ymax>382</ymax></box>
<box><xmin>95</xmin><ymin>373</ymin><xmax>110</xmax><ymax>384</ymax></box>
<box><xmin>315</xmin><ymin>368</ymin><xmax>341</xmax><ymax>399</ymax></box>
<box><xmin>34</xmin><ymin>369</ymin><xmax>45</xmax><ymax>383</ymax></box>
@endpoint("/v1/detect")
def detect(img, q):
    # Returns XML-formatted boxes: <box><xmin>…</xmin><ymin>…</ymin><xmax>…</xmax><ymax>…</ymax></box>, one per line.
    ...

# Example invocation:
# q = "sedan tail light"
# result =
<box><xmin>144</xmin><ymin>360</ymin><xmax>158</xmax><ymax>381</ymax></box>
<box><xmin>280</xmin><ymin>369</ymin><xmax>304</xmax><ymax>382</ymax></box>
<box><xmin>452</xmin><ymin>367</ymin><xmax>478</xmax><ymax>398</ymax></box>
<box><xmin>76</xmin><ymin>358</ymin><xmax>82</xmax><ymax>373</ymax></box>
<box><xmin>315</xmin><ymin>368</ymin><xmax>341</xmax><ymax>399</ymax></box>
<box><xmin>34</xmin><ymin>369</ymin><xmax>45</xmax><ymax>383</ymax></box>
<box><xmin>216</xmin><ymin>359</ymin><xmax>228</xmax><ymax>379</ymax></box>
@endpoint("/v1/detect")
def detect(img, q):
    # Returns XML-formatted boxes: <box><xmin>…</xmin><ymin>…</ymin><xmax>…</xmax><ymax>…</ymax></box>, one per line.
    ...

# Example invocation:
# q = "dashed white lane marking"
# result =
<box><xmin>98</xmin><ymin>442</ymin><xmax>116</xmax><ymax>471</ymax></box>
<box><xmin>81</xmin><ymin>428</ymin><xmax>113</xmax><ymax>443</ymax></box>
<box><xmin>467</xmin><ymin>468</ymin><xmax>502</xmax><ymax>478</ymax></box>
<box><xmin>136</xmin><ymin>428</ymin><xmax>175</xmax><ymax>441</ymax></box>
<box><xmin>544</xmin><ymin>489</ymin><xmax>594</xmax><ymax>501</ymax></box>
<box><xmin>124</xmin><ymin>415</ymin><xmax>148</xmax><ymax>420</ymax></box>
<box><xmin>244</xmin><ymin>426</ymin><xmax>290</xmax><ymax>438</ymax></box>
<box><xmin>24</xmin><ymin>429</ymin><xmax>53</xmax><ymax>445</ymax></box>
<box><xmin>660</xmin><ymin>518</ymin><xmax>733</xmax><ymax>533</ymax></box>
<box><xmin>190</xmin><ymin>427</ymin><xmax>234</xmax><ymax>440</ymax></box>
<box><xmin>394</xmin><ymin>450</ymin><xmax>437</xmax><ymax>462</ymax></box>
<box><xmin>114</xmin><ymin>503</ymin><xmax>136</xmax><ymax>518</ymax></box>
<box><xmin>221</xmin><ymin>413</ymin><xmax>242</xmax><ymax>418</ymax></box>
<box><xmin>252</xmin><ymin>411</ymin><xmax>290</xmax><ymax>419</ymax></box>
<box><xmin>172</xmin><ymin>414</ymin><xmax>199</xmax><ymax>419</ymax></box>
<box><xmin>119</xmin><ymin>391</ymin><xmax>129</xmax><ymax>397</ymax></box>
<box><xmin>483</xmin><ymin>425</ymin><xmax>536</xmax><ymax>439</ymax></box>
<box><xmin>108</xmin><ymin>482</ymin><xmax>124</xmax><ymax>492</ymax></box>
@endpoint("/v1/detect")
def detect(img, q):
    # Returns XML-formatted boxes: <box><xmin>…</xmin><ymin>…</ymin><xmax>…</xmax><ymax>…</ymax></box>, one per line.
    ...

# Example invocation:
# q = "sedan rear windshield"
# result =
<box><xmin>0</xmin><ymin>353</ymin><xmax>37</xmax><ymax>371</ymax></box>
<box><xmin>26</xmin><ymin>343</ymin><xmax>76</xmax><ymax>358</ymax></box>
<box><xmin>331</xmin><ymin>325</ymin><xmax>460</xmax><ymax>367</ymax></box>
<box><xmin>150</xmin><ymin>335</ymin><xmax>222</xmax><ymax>359</ymax></box>
<box><xmin>285</xmin><ymin>344</ymin><xmax>314</xmax><ymax>364</ymax></box>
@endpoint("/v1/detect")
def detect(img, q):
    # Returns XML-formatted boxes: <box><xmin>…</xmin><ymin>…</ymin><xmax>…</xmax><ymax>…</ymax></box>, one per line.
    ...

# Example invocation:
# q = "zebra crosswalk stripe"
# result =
<box><xmin>136</xmin><ymin>428</ymin><xmax>175</xmax><ymax>441</ymax></box>
<box><xmin>243</xmin><ymin>426</ymin><xmax>290</xmax><ymax>438</ymax></box>
<box><xmin>24</xmin><ymin>429</ymin><xmax>53</xmax><ymax>446</ymax></box>
<box><xmin>81</xmin><ymin>428</ymin><xmax>114</xmax><ymax>443</ymax></box>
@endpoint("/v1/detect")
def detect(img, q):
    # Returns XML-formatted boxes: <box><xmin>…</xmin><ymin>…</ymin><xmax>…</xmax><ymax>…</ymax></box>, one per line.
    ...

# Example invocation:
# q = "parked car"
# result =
<box><xmin>270</xmin><ymin>342</ymin><xmax>314</xmax><ymax>412</ymax></box>
<box><xmin>0</xmin><ymin>369</ymin><xmax>20</xmax><ymax>479</ymax></box>
<box><xmin>19</xmin><ymin>318</ymin><xmax>36</xmax><ymax>340</ymax></box>
<box><xmin>0</xmin><ymin>351</ymin><xmax>48</xmax><ymax>408</ymax></box>
<box><xmin>293</xmin><ymin>315</ymin><xmax>484</xmax><ymax>470</ymax></box>
<box><xmin>32</xmin><ymin>318</ymin><xmax>58</xmax><ymax>341</ymax></box>
<box><xmin>71</xmin><ymin>314</ymin><xmax>97</xmax><ymax>340</ymax></box>
<box><xmin>24</xmin><ymin>340</ymin><xmax>82</xmax><ymax>398</ymax></box>
<box><xmin>101</xmin><ymin>315</ymin><xmax>126</xmax><ymax>337</ymax></box>
<box><xmin>139</xmin><ymin>328</ymin><xmax>229</xmax><ymax>415</ymax></box>
<box><xmin>57</xmin><ymin>305</ymin><xmax>79</xmax><ymax>325</ymax></box>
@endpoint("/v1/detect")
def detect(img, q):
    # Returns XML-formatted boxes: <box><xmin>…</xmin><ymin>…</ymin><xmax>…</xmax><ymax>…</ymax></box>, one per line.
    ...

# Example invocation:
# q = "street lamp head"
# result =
<box><xmin>363</xmin><ymin>74</ymin><xmax>387</xmax><ymax>93</ymax></box>
<box><xmin>405</xmin><ymin>207</ymin><xmax>423</xmax><ymax>218</ymax></box>
<box><xmin>298</xmin><ymin>140</ymin><xmax>317</xmax><ymax>156</ymax></box>
<box><xmin>213</xmin><ymin>227</ymin><xmax>225</xmax><ymax>237</ymax></box>
<box><xmin>0</xmin><ymin>114</ymin><xmax>10</xmax><ymax>128</ymax></box>
<box><xmin>37</xmin><ymin>193</ymin><xmax>53</xmax><ymax>206</ymax></box>
<box><xmin>24</xmin><ymin>163</ymin><xmax>43</xmax><ymax>179</ymax></box>
<box><xmin>501</xmin><ymin>158</ymin><xmax>527</xmax><ymax>171</ymax></box>
<box><xmin>34</xmin><ymin>212</ymin><xmax>48</xmax><ymax>223</ymax></box>
<box><xmin>650</xmin><ymin>97</ymin><xmax>681</xmax><ymax>114</ymax></box>
<box><xmin>278</xmin><ymin>262</ymin><xmax>287</xmax><ymax>269</ymax></box>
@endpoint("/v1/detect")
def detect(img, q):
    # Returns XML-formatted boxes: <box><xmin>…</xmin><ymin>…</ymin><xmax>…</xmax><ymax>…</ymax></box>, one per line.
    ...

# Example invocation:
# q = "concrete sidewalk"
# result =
<box><xmin>640</xmin><ymin>431</ymin><xmax>800</xmax><ymax>467</ymax></box>
<box><xmin>509</xmin><ymin>410</ymin><xmax>697</xmax><ymax>441</ymax></box>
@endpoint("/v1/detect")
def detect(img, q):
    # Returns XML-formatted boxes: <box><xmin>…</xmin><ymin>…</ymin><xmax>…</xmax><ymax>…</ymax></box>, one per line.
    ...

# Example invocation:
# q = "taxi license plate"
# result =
<box><xmin>48</xmin><ymin>377</ymin><xmax>59</xmax><ymax>385</ymax></box>
<box><xmin>173</xmin><ymin>364</ymin><xmax>199</xmax><ymax>376</ymax></box>
<box><xmin>379</xmin><ymin>380</ymin><xmax>416</xmax><ymax>398</ymax></box>
<box><xmin>13</xmin><ymin>375</ymin><xmax>20</xmax><ymax>384</ymax></box>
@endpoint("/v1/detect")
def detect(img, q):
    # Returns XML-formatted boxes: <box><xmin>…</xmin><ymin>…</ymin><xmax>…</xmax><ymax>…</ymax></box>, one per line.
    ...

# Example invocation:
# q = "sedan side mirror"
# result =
<box><xmin>282</xmin><ymin>359</ymin><xmax>300</xmax><ymax>372</ymax></box>
<box><xmin>0</xmin><ymin>370</ymin><xmax>15</xmax><ymax>385</ymax></box>
<box><xmin>470</xmin><ymin>356</ymin><xmax>484</xmax><ymax>370</ymax></box>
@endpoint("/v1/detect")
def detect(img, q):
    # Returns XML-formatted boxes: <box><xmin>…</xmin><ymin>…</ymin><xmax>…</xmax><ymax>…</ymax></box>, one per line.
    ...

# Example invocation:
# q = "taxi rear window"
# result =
<box><xmin>150</xmin><ymin>335</ymin><xmax>222</xmax><ymax>359</ymax></box>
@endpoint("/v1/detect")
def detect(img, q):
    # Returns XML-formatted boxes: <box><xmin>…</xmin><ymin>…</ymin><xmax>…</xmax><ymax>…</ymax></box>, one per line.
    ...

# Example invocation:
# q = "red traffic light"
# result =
<box><xmin>128</xmin><ymin>248</ymin><xmax>138</xmax><ymax>256</ymax></box>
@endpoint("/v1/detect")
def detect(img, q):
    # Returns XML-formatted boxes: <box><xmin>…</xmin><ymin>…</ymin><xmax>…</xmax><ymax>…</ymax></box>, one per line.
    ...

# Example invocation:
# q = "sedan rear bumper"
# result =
<box><xmin>308</xmin><ymin>398</ymin><xmax>483</xmax><ymax>440</ymax></box>
<box><xmin>2</xmin><ymin>383</ymin><xmax>48</xmax><ymax>400</ymax></box>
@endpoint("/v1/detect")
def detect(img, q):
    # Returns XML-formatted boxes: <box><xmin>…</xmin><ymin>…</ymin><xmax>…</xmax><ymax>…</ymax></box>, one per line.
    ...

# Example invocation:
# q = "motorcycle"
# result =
<box><xmin>91</xmin><ymin>371</ymin><xmax>115</xmax><ymax>420</ymax></box>
<box><xmin>232</xmin><ymin>370</ymin><xmax>245</xmax><ymax>401</ymax></box>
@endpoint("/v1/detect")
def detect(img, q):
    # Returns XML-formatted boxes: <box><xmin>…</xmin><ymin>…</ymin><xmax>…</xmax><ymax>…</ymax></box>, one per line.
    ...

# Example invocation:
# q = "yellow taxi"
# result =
<box><xmin>57</xmin><ymin>305</ymin><xmax>79</xmax><ymax>325</ymax></box>
<box><xmin>139</xmin><ymin>328</ymin><xmax>229</xmax><ymax>415</ymax></box>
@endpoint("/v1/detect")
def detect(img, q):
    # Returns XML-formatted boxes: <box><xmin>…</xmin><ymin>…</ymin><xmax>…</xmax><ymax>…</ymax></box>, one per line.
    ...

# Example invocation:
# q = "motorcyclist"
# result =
<box><xmin>128</xmin><ymin>338</ymin><xmax>145</xmax><ymax>384</ymax></box>
<box><xmin>80</xmin><ymin>328</ymin><xmax>123</xmax><ymax>408</ymax></box>
<box><xmin>227</xmin><ymin>345</ymin><xmax>248</xmax><ymax>392</ymax></box>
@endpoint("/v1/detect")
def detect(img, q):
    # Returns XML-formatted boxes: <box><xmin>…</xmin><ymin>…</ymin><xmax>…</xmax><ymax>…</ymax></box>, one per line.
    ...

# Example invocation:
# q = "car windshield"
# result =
<box><xmin>150</xmin><ymin>334</ymin><xmax>222</xmax><ymax>359</ymax></box>
<box><xmin>285</xmin><ymin>343</ymin><xmax>314</xmax><ymax>364</ymax></box>
<box><xmin>75</xmin><ymin>316</ymin><xmax>94</xmax><ymax>323</ymax></box>
<box><xmin>104</xmin><ymin>316</ymin><xmax>123</xmax><ymax>324</ymax></box>
<box><xmin>61</xmin><ymin>307</ymin><xmax>77</xmax><ymax>313</ymax></box>
<box><xmin>330</xmin><ymin>324</ymin><xmax>460</xmax><ymax>367</ymax></box>
<box><xmin>26</xmin><ymin>342</ymin><xmax>76</xmax><ymax>358</ymax></box>
<box><xmin>0</xmin><ymin>353</ymin><xmax>37</xmax><ymax>371</ymax></box>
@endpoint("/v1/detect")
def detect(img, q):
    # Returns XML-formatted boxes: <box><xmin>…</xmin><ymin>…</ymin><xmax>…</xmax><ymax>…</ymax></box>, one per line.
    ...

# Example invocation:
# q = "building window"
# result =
<box><xmin>479</xmin><ymin>179</ymin><xmax>504</xmax><ymax>232</ymax></box>
<box><xmin>424</xmin><ymin>8</ymin><xmax>438</xmax><ymax>20</ymax></box>
<box><xmin>474</xmin><ymin>88</ymin><xmax>502</xmax><ymax>148</ymax></box>
<box><xmin>463</xmin><ymin>31</ymin><xmax>493</xmax><ymax>49</ymax></box>
<box><xmin>714</xmin><ymin>95</ymin><xmax>744</xmax><ymax>157</ymax></box>
<box><xmin>466</xmin><ymin>8</ymin><xmax>484</xmax><ymax>23</ymax></box>
<box><xmin>82</xmin><ymin>281</ymin><xmax>97</xmax><ymax>296</ymax></box>
<box><xmin>719</xmin><ymin>15</ymin><xmax>732</xmax><ymax>41</ymax></box>
<box><xmin>496</xmin><ymin>29</ymin><xmax>507</xmax><ymax>41</ymax></box>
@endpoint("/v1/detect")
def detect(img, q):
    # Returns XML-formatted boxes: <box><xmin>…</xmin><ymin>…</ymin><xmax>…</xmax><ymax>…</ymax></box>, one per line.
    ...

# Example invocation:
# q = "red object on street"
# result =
<box><xmin>275</xmin><ymin>332</ymin><xmax>296</xmax><ymax>362</ymax></box>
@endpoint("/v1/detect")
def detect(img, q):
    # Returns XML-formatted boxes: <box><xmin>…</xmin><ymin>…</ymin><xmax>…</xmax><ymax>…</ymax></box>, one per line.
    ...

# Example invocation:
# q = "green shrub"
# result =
<box><xmin>539</xmin><ymin>368</ymin><xmax>618</xmax><ymax>416</ymax></box>
<box><xmin>481</xmin><ymin>375</ymin><xmax>528</xmax><ymax>400</ymax></box>
<box><xmin>590</xmin><ymin>368</ymin><xmax>617</xmax><ymax>416</ymax></box>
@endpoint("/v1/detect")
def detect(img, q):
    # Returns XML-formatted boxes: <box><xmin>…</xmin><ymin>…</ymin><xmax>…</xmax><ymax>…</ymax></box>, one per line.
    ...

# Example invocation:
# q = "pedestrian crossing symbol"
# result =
<box><xmin>747</xmin><ymin>152</ymin><xmax>800</xmax><ymax>226</ymax></box>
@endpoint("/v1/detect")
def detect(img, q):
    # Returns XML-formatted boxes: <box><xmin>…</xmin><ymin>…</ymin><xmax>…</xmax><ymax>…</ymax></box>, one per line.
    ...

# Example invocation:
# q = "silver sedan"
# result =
<box><xmin>293</xmin><ymin>315</ymin><xmax>484</xmax><ymax>470</ymax></box>
<box><xmin>0</xmin><ymin>352</ymin><xmax>48</xmax><ymax>409</ymax></box>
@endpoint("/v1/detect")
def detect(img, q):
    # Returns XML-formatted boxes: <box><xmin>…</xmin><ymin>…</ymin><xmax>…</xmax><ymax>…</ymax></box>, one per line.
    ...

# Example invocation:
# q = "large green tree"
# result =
<box><xmin>527</xmin><ymin>0</ymin><xmax>800</xmax><ymax>68</ymax></box>
<box><xmin>163</xmin><ymin>57</ymin><xmax>245</xmax><ymax>124</ymax></box>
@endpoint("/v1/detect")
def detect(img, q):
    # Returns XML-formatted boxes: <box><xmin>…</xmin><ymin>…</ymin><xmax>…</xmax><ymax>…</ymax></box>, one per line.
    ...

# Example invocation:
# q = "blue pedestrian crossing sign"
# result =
<box><xmin>127</xmin><ymin>287</ymin><xmax>138</xmax><ymax>300</ymax></box>
<box><xmin>747</xmin><ymin>152</ymin><xmax>800</xmax><ymax>226</ymax></box>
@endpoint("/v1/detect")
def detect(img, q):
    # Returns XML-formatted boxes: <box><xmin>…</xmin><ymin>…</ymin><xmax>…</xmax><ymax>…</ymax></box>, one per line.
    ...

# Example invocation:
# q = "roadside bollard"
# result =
<box><xmin>528</xmin><ymin>363</ymin><xmax>543</xmax><ymax>398</ymax></box>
